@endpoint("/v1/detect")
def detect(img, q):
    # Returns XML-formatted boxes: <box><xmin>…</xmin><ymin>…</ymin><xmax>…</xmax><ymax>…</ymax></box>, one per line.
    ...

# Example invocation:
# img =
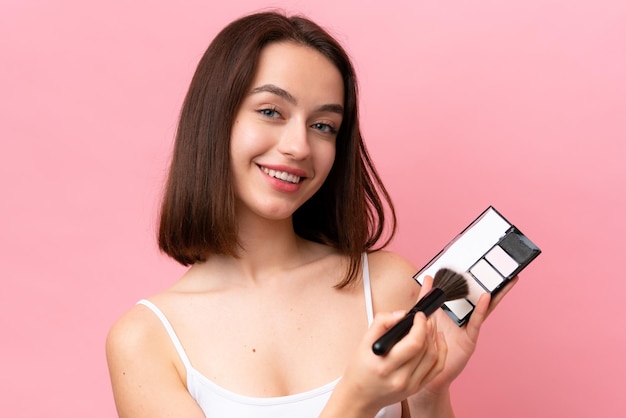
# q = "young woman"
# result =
<box><xmin>106</xmin><ymin>11</ymin><xmax>516</xmax><ymax>418</ymax></box>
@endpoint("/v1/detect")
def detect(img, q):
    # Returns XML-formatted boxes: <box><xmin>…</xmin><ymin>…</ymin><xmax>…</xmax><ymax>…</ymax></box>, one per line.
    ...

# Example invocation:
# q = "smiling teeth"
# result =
<box><xmin>261</xmin><ymin>167</ymin><xmax>301</xmax><ymax>184</ymax></box>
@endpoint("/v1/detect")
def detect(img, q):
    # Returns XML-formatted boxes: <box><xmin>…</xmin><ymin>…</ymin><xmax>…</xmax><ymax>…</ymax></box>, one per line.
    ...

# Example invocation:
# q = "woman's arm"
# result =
<box><xmin>106</xmin><ymin>306</ymin><xmax>205</xmax><ymax>418</ymax></box>
<box><xmin>406</xmin><ymin>388</ymin><xmax>454</xmax><ymax>417</ymax></box>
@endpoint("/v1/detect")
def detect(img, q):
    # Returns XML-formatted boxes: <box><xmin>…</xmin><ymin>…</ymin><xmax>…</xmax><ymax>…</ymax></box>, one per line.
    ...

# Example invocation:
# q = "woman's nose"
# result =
<box><xmin>277</xmin><ymin>121</ymin><xmax>311</xmax><ymax>160</ymax></box>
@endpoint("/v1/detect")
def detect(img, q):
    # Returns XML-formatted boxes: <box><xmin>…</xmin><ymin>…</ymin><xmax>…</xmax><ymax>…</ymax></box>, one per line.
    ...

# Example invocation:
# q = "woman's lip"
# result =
<box><xmin>257</xmin><ymin>164</ymin><xmax>304</xmax><ymax>193</ymax></box>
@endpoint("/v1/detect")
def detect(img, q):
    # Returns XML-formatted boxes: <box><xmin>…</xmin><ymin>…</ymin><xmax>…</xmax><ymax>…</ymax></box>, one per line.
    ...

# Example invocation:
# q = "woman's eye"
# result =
<box><xmin>258</xmin><ymin>107</ymin><xmax>280</xmax><ymax>118</ymax></box>
<box><xmin>312</xmin><ymin>122</ymin><xmax>338</xmax><ymax>134</ymax></box>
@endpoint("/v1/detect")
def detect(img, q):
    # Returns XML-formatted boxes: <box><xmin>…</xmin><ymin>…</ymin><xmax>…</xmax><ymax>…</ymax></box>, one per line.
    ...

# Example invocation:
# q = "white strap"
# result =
<box><xmin>362</xmin><ymin>253</ymin><xmax>375</xmax><ymax>326</ymax></box>
<box><xmin>137</xmin><ymin>299</ymin><xmax>193</xmax><ymax>370</ymax></box>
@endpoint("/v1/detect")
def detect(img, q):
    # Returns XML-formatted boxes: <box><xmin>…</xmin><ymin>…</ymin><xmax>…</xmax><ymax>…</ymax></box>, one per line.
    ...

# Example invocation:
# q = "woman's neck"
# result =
<box><xmin>218</xmin><ymin>211</ymin><xmax>315</xmax><ymax>284</ymax></box>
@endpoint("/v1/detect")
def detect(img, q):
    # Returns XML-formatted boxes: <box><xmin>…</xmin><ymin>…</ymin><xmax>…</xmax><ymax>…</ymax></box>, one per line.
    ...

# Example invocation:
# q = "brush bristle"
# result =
<box><xmin>432</xmin><ymin>268</ymin><xmax>469</xmax><ymax>301</ymax></box>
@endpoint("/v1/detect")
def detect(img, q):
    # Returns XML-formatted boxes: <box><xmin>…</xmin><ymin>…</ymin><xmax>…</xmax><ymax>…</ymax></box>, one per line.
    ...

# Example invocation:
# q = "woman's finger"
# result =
<box><xmin>487</xmin><ymin>275</ymin><xmax>520</xmax><ymax>314</ymax></box>
<box><xmin>418</xmin><ymin>275</ymin><xmax>433</xmax><ymax>299</ymax></box>
<box><xmin>466</xmin><ymin>292</ymin><xmax>490</xmax><ymax>342</ymax></box>
<box><xmin>420</xmin><ymin>331</ymin><xmax>447</xmax><ymax>385</ymax></box>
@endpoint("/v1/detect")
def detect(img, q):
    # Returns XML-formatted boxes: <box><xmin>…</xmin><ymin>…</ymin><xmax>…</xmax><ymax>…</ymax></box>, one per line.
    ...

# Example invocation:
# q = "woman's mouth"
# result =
<box><xmin>259</xmin><ymin>165</ymin><xmax>302</xmax><ymax>184</ymax></box>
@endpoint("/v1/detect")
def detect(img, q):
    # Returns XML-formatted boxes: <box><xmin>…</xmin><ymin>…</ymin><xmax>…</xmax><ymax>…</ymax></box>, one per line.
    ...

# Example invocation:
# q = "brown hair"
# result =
<box><xmin>158</xmin><ymin>11</ymin><xmax>396</xmax><ymax>287</ymax></box>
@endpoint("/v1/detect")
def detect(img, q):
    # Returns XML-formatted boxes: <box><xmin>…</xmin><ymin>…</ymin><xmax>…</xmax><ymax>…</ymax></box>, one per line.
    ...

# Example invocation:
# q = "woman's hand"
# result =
<box><xmin>415</xmin><ymin>274</ymin><xmax>519</xmax><ymax>398</ymax></box>
<box><xmin>322</xmin><ymin>310</ymin><xmax>447</xmax><ymax>418</ymax></box>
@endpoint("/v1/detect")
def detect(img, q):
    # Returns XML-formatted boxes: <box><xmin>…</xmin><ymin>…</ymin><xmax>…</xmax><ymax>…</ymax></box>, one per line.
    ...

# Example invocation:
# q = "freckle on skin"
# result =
<box><xmin>252</xmin><ymin>348</ymin><xmax>256</xmax><ymax>353</ymax></box>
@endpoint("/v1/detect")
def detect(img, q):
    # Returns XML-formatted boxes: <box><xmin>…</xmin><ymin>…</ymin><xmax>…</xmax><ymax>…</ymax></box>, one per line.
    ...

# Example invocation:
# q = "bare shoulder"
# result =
<box><xmin>106</xmin><ymin>302</ymin><xmax>204</xmax><ymax>417</ymax></box>
<box><xmin>367</xmin><ymin>250</ymin><xmax>422</xmax><ymax>314</ymax></box>
<box><xmin>106</xmin><ymin>303</ymin><xmax>168</xmax><ymax>362</ymax></box>
<box><xmin>105</xmin><ymin>303</ymin><xmax>180</xmax><ymax>394</ymax></box>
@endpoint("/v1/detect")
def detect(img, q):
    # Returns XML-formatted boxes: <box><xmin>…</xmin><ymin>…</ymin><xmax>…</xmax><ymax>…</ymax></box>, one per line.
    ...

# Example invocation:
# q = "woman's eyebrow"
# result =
<box><xmin>249</xmin><ymin>84</ymin><xmax>344</xmax><ymax>115</ymax></box>
<box><xmin>317</xmin><ymin>103</ymin><xmax>344</xmax><ymax>115</ymax></box>
<box><xmin>250</xmin><ymin>84</ymin><xmax>297</xmax><ymax>104</ymax></box>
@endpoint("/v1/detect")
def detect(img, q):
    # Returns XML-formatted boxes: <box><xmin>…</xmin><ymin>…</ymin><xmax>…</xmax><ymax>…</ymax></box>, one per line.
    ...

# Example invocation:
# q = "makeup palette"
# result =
<box><xmin>414</xmin><ymin>206</ymin><xmax>541</xmax><ymax>326</ymax></box>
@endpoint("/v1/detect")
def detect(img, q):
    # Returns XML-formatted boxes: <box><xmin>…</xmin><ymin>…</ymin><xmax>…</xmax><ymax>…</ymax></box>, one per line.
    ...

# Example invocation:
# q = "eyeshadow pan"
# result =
<box><xmin>485</xmin><ymin>245</ymin><xmax>519</xmax><ymax>277</ymax></box>
<box><xmin>499</xmin><ymin>231</ymin><xmax>536</xmax><ymax>263</ymax></box>
<box><xmin>465</xmin><ymin>274</ymin><xmax>488</xmax><ymax>305</ymax></box>
<box><xmin>445</xmin><ymin>298</ymin><xmax>474</xmax><ymax>321</ymax></box>
<box><xmin>470</xmin><ymin>259</ymin><xmax>503</xmax><ymax>291</ymax></box>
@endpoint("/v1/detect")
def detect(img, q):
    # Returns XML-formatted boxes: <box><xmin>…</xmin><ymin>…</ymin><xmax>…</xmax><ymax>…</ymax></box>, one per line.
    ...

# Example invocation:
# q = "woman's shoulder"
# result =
<box><xmin>106</xmin><ymin>299</ymin><xmax>173</xmax><ymax>362</ymax></box>
<box><xmin>105</xmin><ymin>294</ymin><xmax>205</xmax><ymax>416</ymax></box>
<box><xmin>366</xmin><ymin>249</ymin><xmax>422</xmax><ymax>314</ymax></box>
<box><xmin>106</xmin><ymin>295</ymin><xmax>189</xmax><ymax>391</ymax></box>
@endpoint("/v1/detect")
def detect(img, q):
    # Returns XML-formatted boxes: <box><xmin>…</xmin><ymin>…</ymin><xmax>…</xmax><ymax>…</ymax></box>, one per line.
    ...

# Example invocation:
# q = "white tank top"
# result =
<box><xmin>138</xmin><ymin>253</ymin><xmax>402</xmax><ymax>417</ymax></box>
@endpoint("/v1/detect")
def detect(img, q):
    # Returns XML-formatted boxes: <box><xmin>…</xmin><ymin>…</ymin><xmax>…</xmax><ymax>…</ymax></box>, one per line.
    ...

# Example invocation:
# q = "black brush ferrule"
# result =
<box><xmin>410</xmin><ymin>288</ymin><xmax>446</xmax><ymax>317</ymax></box>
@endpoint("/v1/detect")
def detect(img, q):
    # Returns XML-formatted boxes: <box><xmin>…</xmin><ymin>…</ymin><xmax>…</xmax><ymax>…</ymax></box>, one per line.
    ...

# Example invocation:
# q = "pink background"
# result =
<box><xmin>1</xmin><ymin>0</ymin><xmax>625</xmax><ymax>416</ymax></box>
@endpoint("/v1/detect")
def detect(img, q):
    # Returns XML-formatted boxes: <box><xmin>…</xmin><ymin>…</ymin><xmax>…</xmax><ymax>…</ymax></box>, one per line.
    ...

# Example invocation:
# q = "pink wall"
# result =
<box><xmin>1</xmin><ymin>0</ymin><xmax>624</xmax><ymax>416</ymax></box>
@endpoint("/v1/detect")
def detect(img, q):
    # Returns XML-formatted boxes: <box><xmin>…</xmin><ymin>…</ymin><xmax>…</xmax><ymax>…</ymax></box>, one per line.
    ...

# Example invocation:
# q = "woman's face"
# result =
<box><xmin>230</xmin><ymin>41</ymin><xmax>344</xmax><ymax>222</ymax></box>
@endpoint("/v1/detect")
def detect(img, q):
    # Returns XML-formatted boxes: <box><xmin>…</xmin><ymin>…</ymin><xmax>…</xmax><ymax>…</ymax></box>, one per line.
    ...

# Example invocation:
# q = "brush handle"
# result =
<box><xmin>372</xmin><ymin>288</ymin><xmax>445</xmax><ymax>356</ymax></box>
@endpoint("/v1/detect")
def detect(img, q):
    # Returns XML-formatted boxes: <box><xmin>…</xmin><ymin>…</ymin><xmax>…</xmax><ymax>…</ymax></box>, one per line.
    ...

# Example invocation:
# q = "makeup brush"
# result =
<box><xmin>372</xmin><ymin>268</ymin><xmax>469</xmax><ymax>356</ymax></box>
